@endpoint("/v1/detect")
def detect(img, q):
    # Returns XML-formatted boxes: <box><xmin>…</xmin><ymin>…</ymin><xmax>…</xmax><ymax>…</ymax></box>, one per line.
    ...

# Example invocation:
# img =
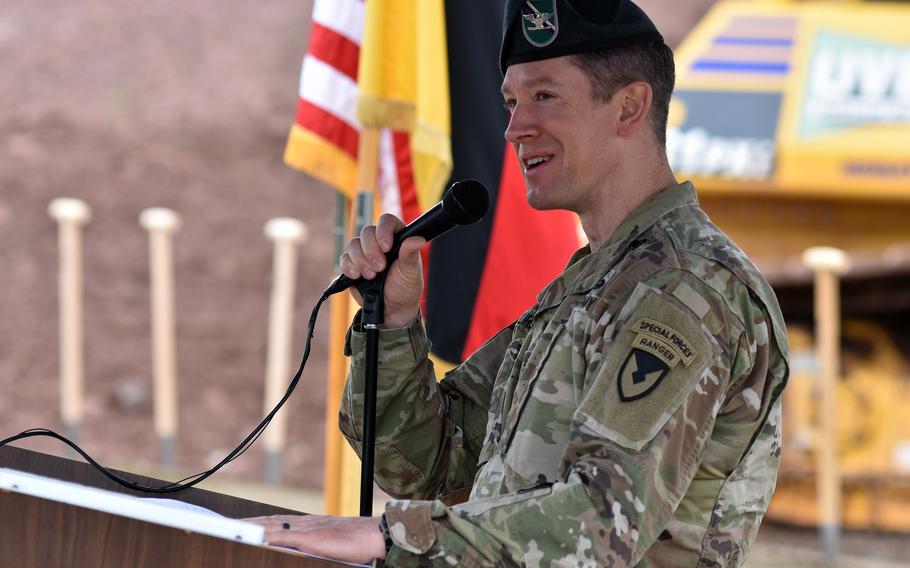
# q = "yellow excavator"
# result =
<box><xmin>778</xmin><ymin>321</ymin><xmax>910</xmax><ymax>530</ymax></box>
<box><xmin>671</xmin><ymin>0</ymin><xmax>910</xmax><ymax>530</ymax></box>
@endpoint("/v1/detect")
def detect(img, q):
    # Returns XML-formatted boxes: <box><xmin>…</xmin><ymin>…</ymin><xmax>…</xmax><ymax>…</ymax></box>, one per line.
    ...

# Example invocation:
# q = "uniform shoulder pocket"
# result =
<box><xmin>577</xmin><ymin>282</ymin><xmax>723</xmax><ymax>451</ymax></box>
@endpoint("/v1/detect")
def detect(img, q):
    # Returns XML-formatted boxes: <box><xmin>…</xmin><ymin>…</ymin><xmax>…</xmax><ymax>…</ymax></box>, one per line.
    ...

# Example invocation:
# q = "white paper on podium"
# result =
<box><xmin>0</xmin><ymin>467</ymin><xmax>265</xmax><ymax>544</ymax></box>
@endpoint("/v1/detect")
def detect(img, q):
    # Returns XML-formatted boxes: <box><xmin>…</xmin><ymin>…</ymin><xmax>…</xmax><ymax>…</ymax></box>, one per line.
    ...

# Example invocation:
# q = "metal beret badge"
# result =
<box><xmin>500</xmin><ymin>0</ymin><xmax>664</xmax><ymax>73</ymax></box>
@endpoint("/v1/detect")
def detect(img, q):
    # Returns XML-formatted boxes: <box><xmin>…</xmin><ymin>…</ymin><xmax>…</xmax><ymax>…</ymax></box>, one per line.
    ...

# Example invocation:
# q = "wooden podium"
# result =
<box><xmin>0</xmin><ymin>445</ymin><xmax>348</xmax><ymax>567</ymax></box>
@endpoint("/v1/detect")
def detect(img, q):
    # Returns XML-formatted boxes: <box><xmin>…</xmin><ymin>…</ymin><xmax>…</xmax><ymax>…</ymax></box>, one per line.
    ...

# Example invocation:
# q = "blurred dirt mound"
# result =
<box><xmin>0</xmin><ymin>0</ymin><xmax>333</xmax><ymax>486</ymax></box>
<box><xmin>0</xmin><ymin>0</ymin><xmax>712</xmax><ymax>488</ymax></box>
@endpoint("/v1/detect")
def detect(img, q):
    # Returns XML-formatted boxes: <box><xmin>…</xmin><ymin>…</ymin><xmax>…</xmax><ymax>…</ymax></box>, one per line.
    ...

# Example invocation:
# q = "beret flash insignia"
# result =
<box><xmin>521</xmin><ymin>1</ymin><xmax>558</xmax><ymax>47</ymax></box>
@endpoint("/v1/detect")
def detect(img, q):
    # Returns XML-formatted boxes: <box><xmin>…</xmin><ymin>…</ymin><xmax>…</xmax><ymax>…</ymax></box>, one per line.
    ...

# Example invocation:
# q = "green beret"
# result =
<box><xmin>500</xmin><ymin>0</ymin><xmax>664</xmax><ymax>74</ymax></box>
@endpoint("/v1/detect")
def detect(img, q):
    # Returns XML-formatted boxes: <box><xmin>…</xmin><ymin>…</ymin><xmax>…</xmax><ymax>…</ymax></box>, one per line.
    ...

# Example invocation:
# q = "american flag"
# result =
<box><xmin>285</xmin><ymin>0</ymin><xmax>421</xmax><ymax>224</ymax></box>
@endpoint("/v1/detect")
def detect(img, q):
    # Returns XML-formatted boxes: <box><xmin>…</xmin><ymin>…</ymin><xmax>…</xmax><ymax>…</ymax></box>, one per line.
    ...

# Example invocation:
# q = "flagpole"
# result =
<box><xmin>322</xmin><ymin>192</ymin><xmax>350</xmax><ymax>515</ymax></box>
<box><xmin>351</xmin><ymin>128</ymin><xmax>381</xmax><ymax>517</ymax></box>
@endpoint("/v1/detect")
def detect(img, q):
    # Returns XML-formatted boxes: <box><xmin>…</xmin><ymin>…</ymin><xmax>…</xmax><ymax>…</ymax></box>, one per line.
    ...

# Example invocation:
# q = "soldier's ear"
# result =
<box><xmin>616</xmin><ymin>81</ymin><xmax>652</xmax><ymax>137</ymax></box>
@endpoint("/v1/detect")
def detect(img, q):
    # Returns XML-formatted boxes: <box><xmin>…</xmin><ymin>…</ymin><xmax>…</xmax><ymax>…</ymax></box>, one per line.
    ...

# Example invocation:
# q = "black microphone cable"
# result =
<box><xmin>0</xmin><ymin>287</ymin><xmax>332</xmax><ymax>494</ymax></box>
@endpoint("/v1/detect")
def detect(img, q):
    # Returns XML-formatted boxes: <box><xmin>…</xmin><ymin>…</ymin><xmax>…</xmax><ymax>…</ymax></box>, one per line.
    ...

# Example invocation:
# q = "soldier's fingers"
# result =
<box><xmin>392</xmin><ymin>237</ymin><xmax>426</xmax><ymax>283</ymax></box>
<box><xmin>398</xmin><ymin>236</ymin><xmax>426</xmax><ymax>262</ymax></box>
<box><xmin>244</xmin><ymin>515</ymin><xmax>292</xmax><ymax>530</ymax></box>
<box><xmin>338</xmin><ymin>251</ymin><xmax>358</xmax><ymax>279</ymax></box>
<box><xmin>359</xmin><ymin>225</ymin><xmax>386</xmax><ymax>272</ymax></box>
<box><xmin>341</xmin><ymin>238</ymin><xmax>376</xmax><ymax>280</ymax></box>
<box><xmin>376</xmin><ymin>214</ymin><xmax>406</xmax><ymax>253</ymax></box>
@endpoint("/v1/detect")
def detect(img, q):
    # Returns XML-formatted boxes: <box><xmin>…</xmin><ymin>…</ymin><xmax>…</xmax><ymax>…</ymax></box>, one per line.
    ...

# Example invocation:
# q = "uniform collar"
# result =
<box><xmin>536</xmin><ymin>181</ymin><xmax>698</xmax><ymax>310</ymax></box>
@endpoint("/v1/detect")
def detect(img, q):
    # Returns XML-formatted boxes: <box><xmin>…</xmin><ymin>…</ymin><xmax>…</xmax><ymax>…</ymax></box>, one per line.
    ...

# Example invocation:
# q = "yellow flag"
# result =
<box><xmin>358</xmin><ymin>0</ymin><xmax>452</xmax><ymax>210</ymax></box>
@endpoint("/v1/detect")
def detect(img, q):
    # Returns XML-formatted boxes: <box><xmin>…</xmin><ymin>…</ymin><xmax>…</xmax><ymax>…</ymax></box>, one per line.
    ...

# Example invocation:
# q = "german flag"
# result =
<box><xmin>425</xmin><ymin>1</ymin><xmax>580</xmax><ymax>367</ymax></box>
<box><xmin>286</xmin><ymin>0</ymin><xmax>580</xmax><ymax>368</ymax></box>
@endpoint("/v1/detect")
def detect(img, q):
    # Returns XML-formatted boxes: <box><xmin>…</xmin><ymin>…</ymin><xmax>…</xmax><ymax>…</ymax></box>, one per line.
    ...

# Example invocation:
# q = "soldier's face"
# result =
<box><xmin>501</xmin><ymin>56</ymin><xmax>620</xmax><ymax>213</ymax></box>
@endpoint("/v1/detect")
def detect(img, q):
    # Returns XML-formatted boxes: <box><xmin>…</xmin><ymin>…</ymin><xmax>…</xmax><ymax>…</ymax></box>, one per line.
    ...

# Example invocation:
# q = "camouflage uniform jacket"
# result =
<box><xmin>341</xmin><ymin>182</ymin><xmax>790</xmax><ymax>567</ymax></box>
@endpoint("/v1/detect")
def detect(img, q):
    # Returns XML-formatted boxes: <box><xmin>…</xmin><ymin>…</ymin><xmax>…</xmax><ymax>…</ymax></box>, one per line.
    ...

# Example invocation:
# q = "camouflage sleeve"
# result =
<box><xmin>381</xmin><ymin>276</ymin><xmax>772</xmax><ymax>566</ymax></box>
<box><xmin>339</xmin><ymin>312</ymin><xmax>514</xmax><ymax>500</ymax></box>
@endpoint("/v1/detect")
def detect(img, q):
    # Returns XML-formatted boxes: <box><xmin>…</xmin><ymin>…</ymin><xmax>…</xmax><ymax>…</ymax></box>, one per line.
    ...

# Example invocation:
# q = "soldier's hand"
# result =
<box><xmin>339</xmin><ymin>213</ymin><xmax>425</xmax><ymax>328</ymax></box>
<box><xmin>246</xmin><ymin>514</ymin><xmax>386</xmax><ymax>563</ymax></box>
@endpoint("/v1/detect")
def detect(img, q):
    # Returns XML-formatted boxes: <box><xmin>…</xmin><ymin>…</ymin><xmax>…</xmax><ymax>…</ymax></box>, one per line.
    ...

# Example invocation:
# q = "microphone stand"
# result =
<box><xmin>357</xmin><ymin>274</ymin><xmax>386</xmax><ymax>517</ymax></box>
<box><xmin>328</xmin><ymin>179</ymin><xmax>488</xmax><ymax>517</ymax></box>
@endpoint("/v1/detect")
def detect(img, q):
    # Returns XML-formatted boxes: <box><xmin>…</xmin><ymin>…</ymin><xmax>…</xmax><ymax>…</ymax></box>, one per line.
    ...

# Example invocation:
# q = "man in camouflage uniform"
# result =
<box><xmin>252</xmin><ymin>1</ymin><xmax>789</xmax><ymax>566</ymax></box>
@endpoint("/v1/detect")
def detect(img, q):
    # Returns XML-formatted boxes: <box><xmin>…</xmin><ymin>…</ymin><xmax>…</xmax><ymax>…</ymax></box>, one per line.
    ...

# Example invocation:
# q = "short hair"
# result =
<box><xmin>570</xmin><ymin>42</ymin><xmax>676</xmax><ymax>147</ymax></box>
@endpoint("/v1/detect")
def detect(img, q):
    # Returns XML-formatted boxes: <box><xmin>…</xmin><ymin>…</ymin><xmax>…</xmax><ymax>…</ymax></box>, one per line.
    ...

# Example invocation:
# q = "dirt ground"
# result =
<box><xmin>0</xmin><ymin>0</ymin><xmax>336</xmax><ymax>485</ymax></box>
<box><xmin>749</xmin><ymin>522</ymin><xmax>910</xmax><ymax>568</ymax></box>
<box><xmin>6</xmin><ymin>1</ymin><xmax>907</xmax><ymax>565</ymax></box>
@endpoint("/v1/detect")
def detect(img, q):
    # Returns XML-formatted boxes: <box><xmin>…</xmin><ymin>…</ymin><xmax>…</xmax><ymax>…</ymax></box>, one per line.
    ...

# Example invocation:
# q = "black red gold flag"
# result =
<box><xmin>426</xmin><ymin>1</ymin><xmax>580</xmax><ymax>366</ymax></box>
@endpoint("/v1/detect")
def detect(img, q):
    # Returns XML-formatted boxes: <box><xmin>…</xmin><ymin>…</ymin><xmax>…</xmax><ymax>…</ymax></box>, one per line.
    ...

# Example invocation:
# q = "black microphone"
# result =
<box><xmin>324</xmin><ymin>179</ymin><xmax>490</xmax><ymax>296</ymax></box>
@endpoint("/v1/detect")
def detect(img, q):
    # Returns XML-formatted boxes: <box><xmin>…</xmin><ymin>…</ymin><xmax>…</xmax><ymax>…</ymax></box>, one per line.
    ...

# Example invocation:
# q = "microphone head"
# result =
<box><xmin>443</xmin><ymin>180</ymin><xmax>490</xmax><ymax>225</ymax></box>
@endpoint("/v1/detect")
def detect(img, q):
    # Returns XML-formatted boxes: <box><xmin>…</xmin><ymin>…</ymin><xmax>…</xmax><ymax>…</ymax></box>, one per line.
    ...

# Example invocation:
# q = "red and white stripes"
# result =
<box><xmin>291</xmin><ymin>0</ymin><xmax>419</xmax><ymax>223</ymax></box>
<box><xmin>296</xmin><ymin>0</ymin><xmax>363</xmax><ymax>161</ymax></box>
